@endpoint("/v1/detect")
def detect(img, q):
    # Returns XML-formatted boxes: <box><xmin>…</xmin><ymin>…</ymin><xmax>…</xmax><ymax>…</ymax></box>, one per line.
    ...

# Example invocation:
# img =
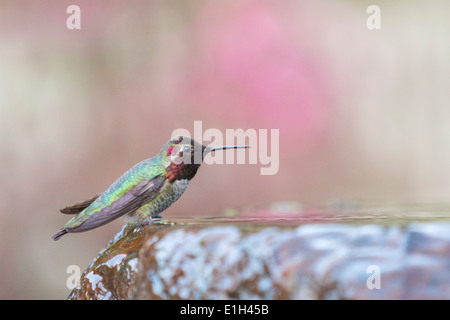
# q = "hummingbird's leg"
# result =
<box><xmin>151</xmin><ymin>214</ymin><xmax>162</xmax><ymax>222</ymax></box>
<box><xmin>147</xmin><ymin>214</ymin><xmax>163</xmax><ymax>224</ymax></box>
<box><xmin>140</xmin><ymin>214</ymin><xmax>163</xmax><ymax>226</ymax></box>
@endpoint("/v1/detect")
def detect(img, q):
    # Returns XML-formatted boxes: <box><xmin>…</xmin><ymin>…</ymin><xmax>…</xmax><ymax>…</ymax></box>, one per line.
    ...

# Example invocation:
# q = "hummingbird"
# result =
<box><xmin>52</xmin><ymin>136</ymin><xmax>250</xmax><ymax>240</ymax></box>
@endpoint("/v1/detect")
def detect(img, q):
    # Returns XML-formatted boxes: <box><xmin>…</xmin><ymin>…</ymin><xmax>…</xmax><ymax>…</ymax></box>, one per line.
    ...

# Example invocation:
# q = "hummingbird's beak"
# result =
<box><xmin>204</xmin><ymin>145</ymin><xmax>251</xmax><ymax>155</ymax></box>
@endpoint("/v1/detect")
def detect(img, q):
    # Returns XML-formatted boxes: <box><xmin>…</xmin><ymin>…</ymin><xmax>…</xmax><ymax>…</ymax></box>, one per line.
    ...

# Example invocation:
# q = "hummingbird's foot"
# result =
<box><xmin>141</xmin><ymin>214</ymin><xmax>163</xmax><ymax>226</ymax></box>
<box><xmin>152</xmin><ymin>214</ymin><xmax>162</xmax><ymax>222</ymax></box>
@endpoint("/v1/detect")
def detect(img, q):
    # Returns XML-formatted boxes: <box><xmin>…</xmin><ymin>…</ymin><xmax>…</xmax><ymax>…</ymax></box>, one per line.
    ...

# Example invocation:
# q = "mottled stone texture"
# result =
<box><xmin>69</xmin><ymin>221</ymin><xmax>450</xmax><ymax>300</ymax></box>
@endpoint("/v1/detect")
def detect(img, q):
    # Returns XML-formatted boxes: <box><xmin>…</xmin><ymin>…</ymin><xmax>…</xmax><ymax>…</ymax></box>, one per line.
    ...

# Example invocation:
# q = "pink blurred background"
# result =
<box><xmin>0</xmin><ymin>0</ymin><xmax>449</xmax><ymax>298</ymax></box>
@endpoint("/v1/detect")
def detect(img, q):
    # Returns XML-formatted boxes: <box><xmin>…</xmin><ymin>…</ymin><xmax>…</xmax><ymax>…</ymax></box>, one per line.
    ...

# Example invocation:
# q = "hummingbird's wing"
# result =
<box><xmin>77</xmin><ymin>175</ymin><xmax>165</xmax><ymax>230</ymax></box>
<box><xmin>53</xmin><ymin>174</ymin><xmax>165</xmax><ymax>240</ymax></box>
<box><xmin>59</xmin><ymin>194</ymin><xmax>101</xmax><ymax>214</ymax></box>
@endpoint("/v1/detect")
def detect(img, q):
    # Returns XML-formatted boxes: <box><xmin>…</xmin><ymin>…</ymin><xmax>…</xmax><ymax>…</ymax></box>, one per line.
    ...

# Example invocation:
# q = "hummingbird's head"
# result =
<box><xmin>166</xmin><ymin>136</ymin><xmax>205</xmax><ymax>166</ymax></box>
<box><xmin>164</xmin><ymin>136</ymin><xmax>250</xmax><ymax>182</ymax></box>
<box><xmin>163</xmin><ymin>136</ymin><xmax>206</xmax><ymax>183</ymax></box>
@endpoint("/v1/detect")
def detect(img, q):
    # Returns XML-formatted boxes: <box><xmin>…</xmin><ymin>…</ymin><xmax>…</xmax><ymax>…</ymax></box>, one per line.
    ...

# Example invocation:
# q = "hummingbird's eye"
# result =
<box><xmin>183</xmin><ymin>146</ymin><xmax>191</xmax><ymax>154</ymax></box>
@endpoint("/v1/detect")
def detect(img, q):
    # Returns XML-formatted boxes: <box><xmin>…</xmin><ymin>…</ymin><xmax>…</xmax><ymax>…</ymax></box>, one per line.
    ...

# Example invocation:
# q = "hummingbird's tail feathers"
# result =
<box><xmin>60</xmin><ymin>194</ymin><xmax>100</xmax><ymax>214</ymax></box>
<box><xmin>52</xmin><ymin>229</ymin><xmax>68</xmax><ymax>241</ymax></box>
